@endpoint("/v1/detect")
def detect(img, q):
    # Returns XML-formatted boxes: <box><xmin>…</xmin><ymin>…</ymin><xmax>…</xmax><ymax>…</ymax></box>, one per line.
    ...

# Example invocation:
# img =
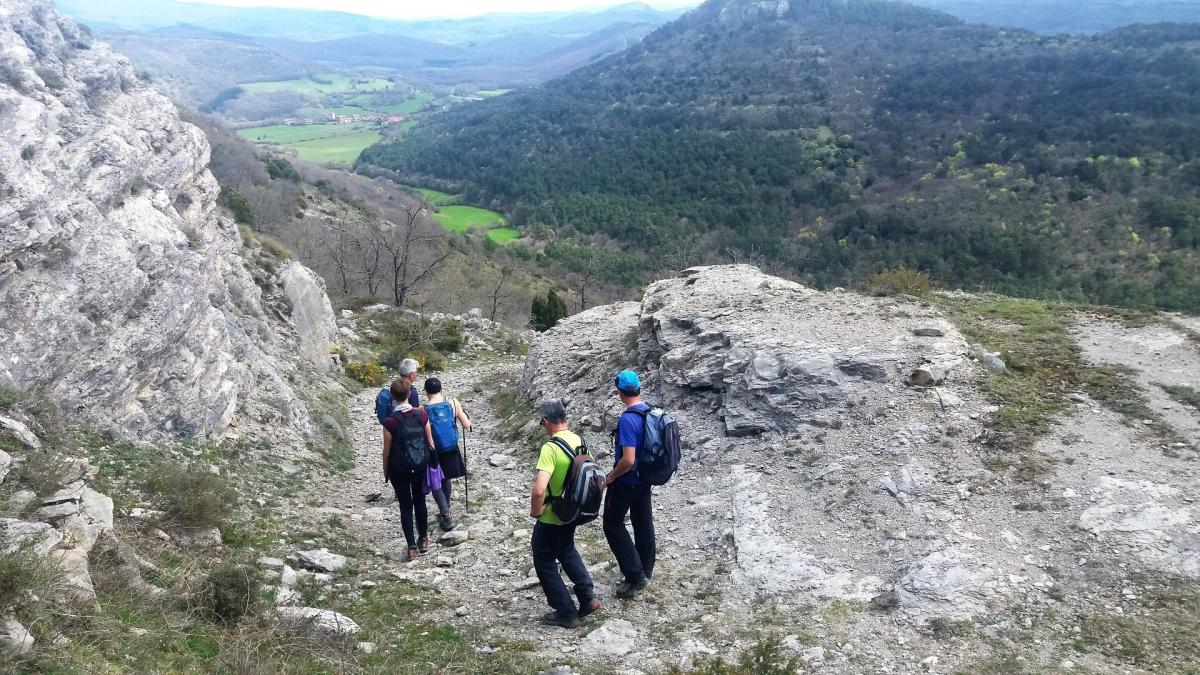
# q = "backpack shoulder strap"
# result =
<box><xmin>548</xmin><ymin>436</ymin><xmax>579</xmax><ymax>459</ymax></box>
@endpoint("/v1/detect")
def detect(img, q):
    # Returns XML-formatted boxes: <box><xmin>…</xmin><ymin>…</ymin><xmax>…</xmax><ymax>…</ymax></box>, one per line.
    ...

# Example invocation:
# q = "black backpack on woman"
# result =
<box><xmin>389</xmin><ymin>408</ymin><xmax>430</xmax><ymax>475</ymax></box>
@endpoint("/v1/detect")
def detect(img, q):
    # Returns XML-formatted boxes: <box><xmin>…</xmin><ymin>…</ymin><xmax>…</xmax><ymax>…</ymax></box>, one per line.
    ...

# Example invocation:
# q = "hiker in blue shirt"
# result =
<box><xmin>375</xmin><ymin>358</ymin><xmax>422</xmax><ymax>424</ymax></box>
<box><xmin>603</xmin><ymin>370</ymin><xmax>656</xmax><ymax>598</ymax></box>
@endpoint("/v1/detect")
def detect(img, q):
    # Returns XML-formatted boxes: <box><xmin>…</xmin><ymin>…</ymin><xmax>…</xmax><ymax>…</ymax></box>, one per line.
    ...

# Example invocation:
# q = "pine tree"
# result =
<box><xmin>530</xmin><ymin>289</ymin><xmax>568</xmax><ymax>331</ymax></box>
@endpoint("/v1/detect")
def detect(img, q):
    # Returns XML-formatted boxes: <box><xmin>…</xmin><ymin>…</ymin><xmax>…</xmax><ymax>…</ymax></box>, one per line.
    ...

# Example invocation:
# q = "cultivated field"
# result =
<box><xmin>236</xmin><ymin>123</ymin><xmax>381</xmax><ymax>164</ymax></box>
<box><xmin>415</xmin><ymin>188</ymin><xmax>518</xmax><ymax>243</ymax></box>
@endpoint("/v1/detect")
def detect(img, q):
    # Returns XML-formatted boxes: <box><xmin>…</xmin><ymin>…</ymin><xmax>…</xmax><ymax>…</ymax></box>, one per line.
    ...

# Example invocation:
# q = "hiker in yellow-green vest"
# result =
<box><xmin>527</xmin><ymin>400</ymin><xmax>600</xmax><ymax>628</ymax></box>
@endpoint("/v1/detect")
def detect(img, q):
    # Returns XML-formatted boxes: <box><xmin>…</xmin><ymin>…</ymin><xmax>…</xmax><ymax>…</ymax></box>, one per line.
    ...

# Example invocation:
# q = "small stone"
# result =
<box><xmin>275</xmin><ymin>588</ymin><xmax>301</xmax><ymax>606</ymax></box>
<box><xmin>455</xmin><ymin>605</ymin><xmax>469</xmax><ymax>617</ymax></box>
<box><xmin>276</xmin><ymin>607</ymin><xmax>360</xmax><ymax>640</ymax></box>
<box><xmin>436</xmin><ymin>555</ymin><xmax>455</xmax><ymax>567</ymax></box>
<box><xmin>357</xmin><ymin>641</ymin><xmax>376</xmax><ymax>654</ymax></box>
<box><xmin>802</xmin><ymin>646</ymin><xmax>825</xmax><ymax>667</ymax></box>
<box><xmin>921</xmin><ymin>656</ymin><xmax>939</xmax><ymax>671</ymax></box>
<box><xmin>0</xmin><ymin>617</ymin><xmax>34</xmax><ymax>657</ymax></box>
<box><xmin>439</xmin><ymin>530</ymin><xmax>469</xmax><ymax>546</ymax></box>
<box><xmin>360</xmin><ymin>580</ymin><xmax>377</xmax><ymax>589</ymax></box>
<box><xmin>1067</xmin><ymin>393</ymin><xmax>1088</xmax><ymax>403</ymax></box>
<box><xmin>257</xmin><ymin>556</ymin><xmax>286</xmax><ymax>570</ymax></box>
<box><xmin>488</xmin><ymin>454</ymin><xmax>513</xmax><ymax>468</ymax></box>
<box><xmin>514</xmin><ymin>577</ymin><xmax>540</xmax><ymax>591</ymax></box>
<box><xmin>912</xmin><ymin>326</ymin><xmax>945</xmax><ymax>337</ymax></box>
<box><xmin>295</xmin><ymin>549</ymin><xmax>347</xmax><ymax>572</ymax></box>
<box><xmin>1060</xmin><ymin>659</ymin><xmax>1076</xmax><ymax>671</ymax></box>
<box><xmin>129</xmin><ymin>628</ymin><xmax>149</xmax><ymax>637</ymax></box>
<box><xmin>280</xmin><ymin>565</ymin><xmax>298</xmax><ymax>588</ymax></box>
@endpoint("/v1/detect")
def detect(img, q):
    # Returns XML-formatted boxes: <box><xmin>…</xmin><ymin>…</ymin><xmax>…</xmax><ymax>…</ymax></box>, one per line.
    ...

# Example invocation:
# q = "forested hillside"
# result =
<box><xmin>360</xmin><ymin>0</ymin><xmax>1200</xmax><ymax>312</ymax></box>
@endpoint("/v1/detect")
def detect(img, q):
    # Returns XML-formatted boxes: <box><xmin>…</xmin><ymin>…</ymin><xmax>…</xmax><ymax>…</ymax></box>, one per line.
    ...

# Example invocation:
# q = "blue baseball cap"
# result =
<box><xmin>615</xmin><ymin>370</ymin><xmax>641</xmax><ymax>394</ymax></box>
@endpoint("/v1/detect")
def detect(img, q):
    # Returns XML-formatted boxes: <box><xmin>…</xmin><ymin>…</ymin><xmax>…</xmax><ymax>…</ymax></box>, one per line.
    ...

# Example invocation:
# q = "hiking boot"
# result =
<box><xmin>438</xmin><ymin>512</ymin><xmax>454</xmax><ymax>532</ymax></box>
<box><xmin>614</xmin><ymin>579</ymin><xmax>649</xmax><ymax>599</ymax></box>
<box><xmin>577</xmin><ymin>598</ymin><xmax>601</xmax><ymax>620</ymax></box>
<box><xmin>405</xmin><ymin>546</ymin><xmax>419</xmax><ymax>562</ymax></box>
<box><xmin>418</xmin><ymin>536</ymin><xmax>429</xmax><ymax>553</ymax></box>
<box><xmin>541</xmin><ymin>611</ymin><xmax>580</xmax><ymax>628</ymax></box>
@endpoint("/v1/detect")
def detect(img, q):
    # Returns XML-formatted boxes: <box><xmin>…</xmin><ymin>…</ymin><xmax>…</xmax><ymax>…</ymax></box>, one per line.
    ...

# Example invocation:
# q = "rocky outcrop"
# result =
<box><xmin>0</xmin><ymin>0</ymin><xmax>335</xmax><ymax>443</ymax></box>
<box><xmin>519</xmin><ymin>265</ymin><xmax>1024</xmax><ymax>624</ymax></box>
<box><xmin>521</xmin><ymin>265</ymin><xmax>966</xmax><ymax>442</ymax></box>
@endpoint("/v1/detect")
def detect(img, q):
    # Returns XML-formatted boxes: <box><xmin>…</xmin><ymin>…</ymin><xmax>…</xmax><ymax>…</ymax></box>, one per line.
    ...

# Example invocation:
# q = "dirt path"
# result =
<box><xmin>295</xmin><ymin>355</ymin><xmax>781</xmax><ymax>672</ymax></box>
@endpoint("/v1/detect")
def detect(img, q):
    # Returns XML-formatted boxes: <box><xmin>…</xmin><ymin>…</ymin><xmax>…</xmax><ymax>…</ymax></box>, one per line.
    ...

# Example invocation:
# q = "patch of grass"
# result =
<box><xmin>935</xmin><ymin>296</ymin><xmax>1077</xmax><ymax>480</ymax></box>
<box><xmin>344</xmin><ymin>584</ymin><xmax>533</xmax><ymax>673</ymax></box>
<box><xmin>144</xmin><ymin>465</ymin><xmax>237</xmax><ymax>528</ymax></box>
<box><xmin>0</xmin><ymin>531</ymin><xmax>60</xmax><ymax>612</ymax></box>
<box><xmin>416</xmin><ymin>187</ymin><xmax>457</xmax><ymax>206</ymax></box>
<box><xmin>1073</xmin><ymin>575</ymin><xmax>1200</xmax><ymax>671</ymax></box>
<box><xmin>671</xmin><ymin>635</ymin><xmax>802</xmax><ymax>674</ymax></box>
<box><xmin>0</xmin><ymin>383</ymin><xmax>23</xmax><ymax>409</ymax></box>
<box><xmin>1159</xmin><ymin>383</ymin><xmax>1200</xmax><ymax>411</ymax></box>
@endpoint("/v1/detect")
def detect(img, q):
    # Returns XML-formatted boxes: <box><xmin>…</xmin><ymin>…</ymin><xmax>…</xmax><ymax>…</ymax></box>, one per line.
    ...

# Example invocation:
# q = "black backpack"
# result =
<box><xmin>627</xmin><ymin>407</ymin><xmax>681</xmax><ymax>486</ymax></box>
<box><xmin>389</xmin><ymin>409</ymin><xmax>429</xmax><ymax>475</ymax></box>
<box><xmin>547</xmin><ymin>437</ymin><xmax>606</xmax><ymax>525</ymax></box>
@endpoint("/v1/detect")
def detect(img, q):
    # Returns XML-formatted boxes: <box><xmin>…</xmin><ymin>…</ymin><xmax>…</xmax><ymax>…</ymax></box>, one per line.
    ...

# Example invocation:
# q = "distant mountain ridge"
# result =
<box><xmin>360</xmin><ymin>0</ymin><xmax>1200</xmax><ymax>312</ymax></box>
<box><xmin>910</xmin><ymin>0</ymin><xmax>1200</xmax><ymax>34</ymax></box>
<box><xmin>56</xmin><ymin>0</ymin><xmax>689</xmax><ymax>41</ymax></box>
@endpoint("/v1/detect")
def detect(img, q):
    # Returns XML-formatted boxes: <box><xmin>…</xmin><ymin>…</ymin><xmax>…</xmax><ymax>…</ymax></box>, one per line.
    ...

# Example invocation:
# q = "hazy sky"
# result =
<box><xmin>175</xmin><ymin>0</ymin><xmax>694</xmax><ymax>20</ymax></box>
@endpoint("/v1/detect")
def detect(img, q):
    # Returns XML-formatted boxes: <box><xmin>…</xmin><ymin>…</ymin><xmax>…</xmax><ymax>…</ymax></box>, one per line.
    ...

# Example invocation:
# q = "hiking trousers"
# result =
<box><xmin>389</xmin><ymin>469</ymin><xmax>428</xmax><ymax>548</ymax></box>
<box><xmin>431</xmin><ymin>479</ymin><xmax>453</xmax><ymax>514</ymax></box>
<box><xmin>531</xmin><ymin>522</ymin><xmax>594</xmax><ymax>618</ymax></box>
<box><xmin>603</xmin><ymin>481</ymin><xmax>655</xmax><ymax>584</ymax></box>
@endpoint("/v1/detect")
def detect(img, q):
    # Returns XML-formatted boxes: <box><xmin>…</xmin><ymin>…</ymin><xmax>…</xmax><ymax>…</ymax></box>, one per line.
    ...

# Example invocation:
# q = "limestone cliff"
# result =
<box><xmin>0</xmin><ymin>0</ymin><xmax>336</xmax><ymax>443</ymax></box>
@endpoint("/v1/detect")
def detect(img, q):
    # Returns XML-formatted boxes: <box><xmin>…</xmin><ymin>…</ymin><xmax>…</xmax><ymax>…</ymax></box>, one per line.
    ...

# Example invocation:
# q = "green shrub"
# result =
<box><xmin>218</xmin><ymin>185</ymin><xmax>255</xmax><ymax>225</ymax></box>
<box><xmin>371</xmin><ymin>314</ymin><xmax>464</xmax><ymax>372</ymax></box>
<box><xmin>0</xmin><ymin>383</ymin><xmax>22</xmax><ymax>409</ymax></box>
<box><xmin>264</xmin><ymin>156</ymin><xmax>301</xmax><ymax>182</ymax></box>
<box><xmin>144</xmin><ymin>465</ymin><xmax>236</xmax><ymax>528</ymax></box>
<box><xmin>201</xmin><ymin>562</ymin><xmax>260</xmax><ymax>624</ymax></box>
<box><xmin>863</xmin><ymin>267</ymin><xmax>934</xmax><ymax>297</ymax></box>
<box><xmin>346</xmin><ymin>361</ymin><xmax>389</xmax><ymax>386</ymax></box>
<box><xmin>0</xmin><ymin>531</ymin><xmax>59</xmax><ymax>611</ymax></box>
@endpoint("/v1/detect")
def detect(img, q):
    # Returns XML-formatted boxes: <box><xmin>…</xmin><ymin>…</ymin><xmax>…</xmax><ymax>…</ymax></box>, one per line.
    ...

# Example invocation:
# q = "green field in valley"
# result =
<box><xmin>411</xmin><ymin>187</ymin><xmax>516</xmax><ymax>242</ymax></box>
<box><xmin>241</xmin><ymin>74</ymin><xmax>393</xmax><ymax>95</ymax></box>
<box><xmin>347</xmin><ymin>92</ymin><xmax>435</xmax><ymax>114</ymax></box>
<box><xmin>486</xmin><ymin>227</ymin><xmax>521</xmax><ymax>243</ymax></box>
<box><xmin>236</xmin><ymin>123</ymin><xmax>380</xmax><ymax>164</ymax></box>
<box><xmin>433</xmin><ymin>204</ymin><xmax>508</xmax><ymax>232</ymax></box>
<box><xmin>417</xmin><ymin>188</ymin><xmax>457</xmax><ymax>206</ymax></box>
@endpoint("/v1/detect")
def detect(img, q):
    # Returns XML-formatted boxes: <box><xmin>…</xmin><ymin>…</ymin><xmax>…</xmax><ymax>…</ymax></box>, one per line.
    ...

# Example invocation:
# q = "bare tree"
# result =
<box><xmin>372</xmin><ymin>201</ymin><xmax>454</xmax><ymax>307</ymax></box>
<box><xmin>490</xmin><ymin>264</ymin><xmax>512</xmax><ymax>322</ymax></box>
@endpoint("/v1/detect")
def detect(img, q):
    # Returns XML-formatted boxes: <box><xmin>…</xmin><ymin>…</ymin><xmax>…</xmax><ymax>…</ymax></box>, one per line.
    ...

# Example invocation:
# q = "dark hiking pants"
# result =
<box><xmin>531</xmin><ymin>522</ymin><xmax>594</xmax><ymax>618</ymax></box>
<box><xmin>390</xmin><ymin>469</ymin><xmax>427</xmax><ymax>548</ymax></box>
<box><xmin>602</xmin><ymin>481</ymin><xmax>655</xmax><ymax>584</ymax></box>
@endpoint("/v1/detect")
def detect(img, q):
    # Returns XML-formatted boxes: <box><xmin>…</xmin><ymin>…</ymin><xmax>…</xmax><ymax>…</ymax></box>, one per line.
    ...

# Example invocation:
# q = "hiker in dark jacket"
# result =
<box><xmin>603</xmin><ymin>370</ymin><xmax>655</xmax><ymax>598</ymax></box>
<box><xmin>529</xmin><ymin>400</ymin><xmax>598</xmax><ymax>628</ymax></box>
<box><xmin>374</xmin><ymin>358</ymin><xmax>421</xmax><ymax>424</ymax></box>
<box><xmin>381</xmin><ymin>378</ymin><xmax>435</xmax><ymax>561</ymax></box>
<box><xmin>424</xmin><ymin>377</ymin><xmax>472</xmax><ymax>531</ymax></box>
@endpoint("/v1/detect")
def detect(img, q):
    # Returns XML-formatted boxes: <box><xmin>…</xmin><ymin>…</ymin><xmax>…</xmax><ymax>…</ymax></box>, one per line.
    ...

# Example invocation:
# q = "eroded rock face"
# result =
<box><xmin>0</xmin><ymin>0</ymin><xmax>331</xmax><ymax>443</ymax></box>
<box><xmin>639</xmin><ymin>265</ymin><xmax>964</xmax><ymax>436</ymax></box>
